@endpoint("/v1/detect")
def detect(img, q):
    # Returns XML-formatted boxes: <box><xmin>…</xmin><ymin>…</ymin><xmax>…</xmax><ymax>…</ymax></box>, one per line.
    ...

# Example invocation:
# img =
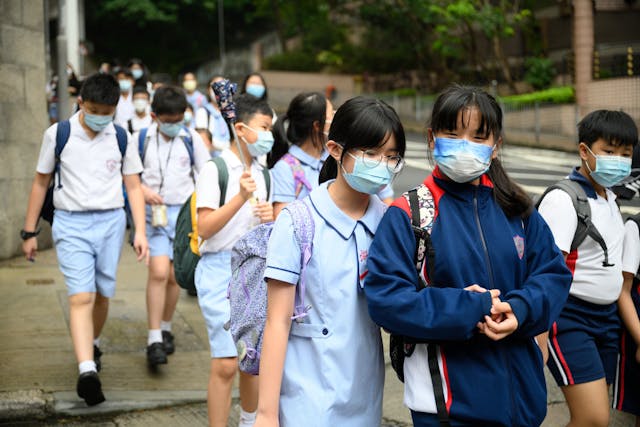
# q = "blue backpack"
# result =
<box><xmin>40</xmin><ymin>120</ymin><xmax>128</xmax><ymax>224</ymax></box>
<box><xmin>226</xmin><ymin>200</ymin><xmax>315</xmax><ymax>375</ymax></box>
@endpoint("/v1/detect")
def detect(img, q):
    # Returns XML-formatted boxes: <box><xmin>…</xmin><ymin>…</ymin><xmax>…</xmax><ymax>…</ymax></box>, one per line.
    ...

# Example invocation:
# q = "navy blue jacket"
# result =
<box><xmin>364</xmin><ymin>170</ymin><xmax>572</xmax><ymax>426</ymax></box>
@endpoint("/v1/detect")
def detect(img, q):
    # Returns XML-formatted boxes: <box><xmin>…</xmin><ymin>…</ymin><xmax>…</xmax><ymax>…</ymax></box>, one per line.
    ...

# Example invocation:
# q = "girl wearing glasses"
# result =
<box><xmin>254</xmin><ymin>97</ymin><xmax>406</xmax><ymax>427</ymax></box>
<box><xmin>364</xmin><ymin>85</ymin><xmax>572</xmax><ymax>426</ymax></box>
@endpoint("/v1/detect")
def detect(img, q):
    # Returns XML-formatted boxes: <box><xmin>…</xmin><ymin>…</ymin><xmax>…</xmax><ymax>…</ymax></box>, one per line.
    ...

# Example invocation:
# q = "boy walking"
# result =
<box><xmin>137</xmin><ymin>86</ymin><xmax>210</xmax><ymax>366</ymax></box>
<box><xmin>538</xmin><ymin>110</ymin><xmax>638</xmax><ymax>427</ymax></box>
<box><xmin>21</xmin><ymin>73</ymin><xmax>149</xmax><ymax>406</ymax></box>
<box><xmin>195</xmin><ymin>94</ymin><xmax>274</xmax><ymax>427</ymax></box>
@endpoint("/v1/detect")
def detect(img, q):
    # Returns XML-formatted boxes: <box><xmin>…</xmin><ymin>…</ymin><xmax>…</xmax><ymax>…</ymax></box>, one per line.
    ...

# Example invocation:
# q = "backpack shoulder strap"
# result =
<box><xmin>54</xmin><ymin>120</ymin><xmax>71</xmax><ymax>188</ymax></box>
<box><xmin>138</xmin><ymin>127</ymin><xmax>149</xmax><ymax>162</ymax></box>
<box><xmin>127</xmin><ymin>119</ymin><xmax>133</xmax><ymax>135</ymax></box>
<box><xmin>403</xmin><ymin>184</ymin><xmax>436</xmax><ymax>283</ymax></box>
<box><xmin>282</xmin><ymin>153</ymin><xmax>312</xmax><ymax>197</ymax></box>
<box><xmin>211</xmin><ymin>156</ymin><xmax>229</xmax><ymax>205</ymax></box>
<box><xmin>180</xmin><ymin>126</ymin><xmax>195</xmax><ymax>166</ymax></box>
<box><xmin>284</xmin><ymin>200</ymin><xmax>315</xmax><ymax>321</ymax></box>
<box><xmin>113</xmin><ymin>124</ymin><xmax>128</xmax><ymax>158</ymax></box>
<box><xmin>262</xmin><ymin>167</ymin><xmax>271</xmax><ymax>201</ymax></box>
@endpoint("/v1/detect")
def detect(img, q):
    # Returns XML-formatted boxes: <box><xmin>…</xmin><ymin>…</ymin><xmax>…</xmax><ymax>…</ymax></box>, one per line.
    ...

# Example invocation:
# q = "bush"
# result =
<box><xmin>263</xmin><ymin>50</ymin><xmax>320</xmax><ymax>72</ymax></box>
<box><xmin>500</xmin><ymin>86</ymin><xmax>574</xmax><ymax>108</ymax></box>
<box><xmin>524</xmin><ymin>57</ymin><xmax>556</xmax><ymax>90</ymax></box>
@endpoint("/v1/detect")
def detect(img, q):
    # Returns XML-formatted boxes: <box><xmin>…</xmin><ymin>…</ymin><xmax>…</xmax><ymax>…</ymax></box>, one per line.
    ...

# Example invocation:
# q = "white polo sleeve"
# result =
<box><xmin>195</xmin><ymin>160</ymin><xmax>221</xmax><ymax>209</ymax></box>
<box><xmin>537</xmin><ymin>189</ymin><xmax>578</xmax><ymax>254</ymax></box>
<box><xmin>35</xmin><ymin>124</ymin><xmax>57</xmax><ymax>174</ymax></box>
<box><xmin>623</xmin><ymin>220</ymin><xmax>640</xmax><ymax>275</ymax></box>
<box><xmin>190</xmin><ymin>130</ymin><xmax>211</xmax><ymax>173</ymax></box>
<box><xmin>122</xmin><ymin>132</ymin><xmax>144</xmax><ymax>175</ymax></box>
<box><xmin>264</xmin><ymin>209</ymin><xmax>300</xmax><ymax>286</ymax></box>
<box><xmin>194</xmin><ymin>107</ymin><xmax>208</xmax><ymax>130</ymax></box>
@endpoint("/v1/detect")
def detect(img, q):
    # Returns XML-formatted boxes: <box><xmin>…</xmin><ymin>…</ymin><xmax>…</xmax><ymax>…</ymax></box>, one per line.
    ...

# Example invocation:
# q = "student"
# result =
<box><xmin>21</xmin><ymin>73</ymin><xmax>149</xmax><ymax>406</ymax></box>
<box><xmin>615</xmin><ymin>212</ymin><xmax>640</xmax><ymax>426</ymax></box>
<box><xmin>538</xmin><ymin>110</ymin><xmax>638</xmax><ymax>427</ymax></box>
<box><xmin>241</xmin><ymin>72</ymin><xmax>277</xmax><ymax>123</ymax></box>
<box><xmin>254</xmin><ymin>96</ymin><xmax>407</xmax><ymax>427</ymax></box>
<box><xmin>182</xmin><ymin>72</ymin><xmax>206</xmax><ymax>110</ymax></box>
<box><xmin>195</xmin><ymin>75</ymin><xmax>231</xmax><ymax>155</ymax></box>
<box><xmin>363</xmin><ymin>85</ymin><xmax>572</xmax><ymax>426</ymax></box>
<box><xmin>127</xmin><ymin>85</ymin><xmax>153</xmax><ymax>134</ymax></box>
<box><xmin>114</xmin><ymin>67</ymin><xmax>135</xmax><ymax>128</ymax></box>
<box><xmin>195</xmin><ymin>94</ymin><xmax>274</xmax><ymax>427</ymax></box>
<box><xmin>268</xmin><ymin>92</ymin><xmax>333</xmax><ymax>217</ymax></box>
<box><xmin>138</xmin><ymin>86</ymin><xmax>210</xmax><ymax>367</ymax></box>
<box><xmin>128</xmin><ymin>58</ymin><xmax>150</xmax><ymax>89</ymax></box>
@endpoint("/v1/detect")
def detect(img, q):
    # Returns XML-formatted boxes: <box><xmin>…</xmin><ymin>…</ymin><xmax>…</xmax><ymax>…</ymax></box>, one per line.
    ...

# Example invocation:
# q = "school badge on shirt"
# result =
<box><xmin>513</xmin><ymin>235</ymin><xmax>525</xmax><ymax>260</ymax></box>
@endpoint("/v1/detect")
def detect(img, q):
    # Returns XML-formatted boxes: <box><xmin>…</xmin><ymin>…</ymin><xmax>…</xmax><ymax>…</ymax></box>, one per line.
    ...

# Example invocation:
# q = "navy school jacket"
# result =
<box><xmin>364</xmin><ymin>168</ymin><xmax>572</xmax><ymax>426</ymax></box>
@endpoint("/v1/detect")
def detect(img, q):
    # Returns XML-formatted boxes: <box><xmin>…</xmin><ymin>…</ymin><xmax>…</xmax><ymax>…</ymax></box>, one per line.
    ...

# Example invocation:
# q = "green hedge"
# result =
<box><xmin>500</xmin><ymin>86</ymin><xmax>575</xmax><ymax>108</ymax></box>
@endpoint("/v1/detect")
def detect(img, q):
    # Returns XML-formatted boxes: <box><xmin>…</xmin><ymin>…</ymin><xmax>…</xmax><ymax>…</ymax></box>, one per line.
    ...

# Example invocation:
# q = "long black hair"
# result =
<box><xmin>241</xmin><ymin>72</ymin><xmax>269</xmax><ymax>101</ymax></box>
<box><xmin>268</xmin><ymin>92</ymin><xmax>327</xmax><ymax>168</ymax></box>
<box><xmin>319</xmin><ymin>96</ymin><xmax>406</xmax><ymax>183</ymax></box>
<box><xmin>430</xmin><ymin>84</ymin><xmax>532</xmax><ymax>218</ymax></box>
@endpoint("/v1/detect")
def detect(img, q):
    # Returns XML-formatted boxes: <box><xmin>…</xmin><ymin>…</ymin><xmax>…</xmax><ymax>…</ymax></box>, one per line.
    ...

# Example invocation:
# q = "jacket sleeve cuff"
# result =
<box><xmin>507</xmin><ymin>297</ymin><xmax>529</xmax><ymax>329</ymax></box>
<box><xmin>481</xmin><ymin>291</ymin><xmax>493</xmax><ymax>316</ymax></box>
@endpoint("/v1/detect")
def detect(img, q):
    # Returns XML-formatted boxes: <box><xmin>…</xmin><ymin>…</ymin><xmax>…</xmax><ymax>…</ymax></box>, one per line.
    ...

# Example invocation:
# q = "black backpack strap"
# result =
<box><xmin>54</xmin><ymin>120</ymin><xmax>71</xmax><ymax>189</ymax></box>
<box><xmin>428</xmin><ymin>343</ymin><xmax>451</xmax><ymax>427</ymax></box>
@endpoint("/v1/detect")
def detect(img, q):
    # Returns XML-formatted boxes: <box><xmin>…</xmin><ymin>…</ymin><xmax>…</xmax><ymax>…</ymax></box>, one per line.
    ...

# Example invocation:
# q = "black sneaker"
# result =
<box><xmin>146</xmin><ymin>342</ymin><xmax>168</xmax><ymax>366</ymax></box>
<box><xmin>162</xmin><ymin>331</ymin><xmax>175</xmax><ymax>355</ymax></box>
<box><xmin>93</xmin><ymin>345</ymin><xmax>103</xmax><ymax>372</ymax></box>
<box><xmin>76</xmin><ymin>371</ymin><xmax>105</xmax><ymax>406</ymax></box>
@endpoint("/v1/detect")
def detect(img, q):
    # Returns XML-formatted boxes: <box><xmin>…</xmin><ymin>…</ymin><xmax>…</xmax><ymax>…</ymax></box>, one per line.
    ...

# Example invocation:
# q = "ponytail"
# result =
<box><xmin>487</xmin><ymin>158</ymin><xmax>533</xmax><ymax>218</ymax></box>
<box><xmin>267</xmin><ymin>114</ymin><xmax>291</xmax><ymax>169</ymax></box>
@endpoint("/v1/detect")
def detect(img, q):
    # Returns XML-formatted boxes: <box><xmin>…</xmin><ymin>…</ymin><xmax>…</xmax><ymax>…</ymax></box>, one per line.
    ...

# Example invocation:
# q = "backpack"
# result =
<box><xmin>40</xmin><ymin>120</ymin><xmax>128</xmax><ymax>225</ymax></box>
<box><xmin>172</xmin><ymin>157</ymin><xmax>271</xmax><ymax>293</ymax></box>
<box><xmin>536</xmin><ymin>179</ymin><xmax>614</xmax><ymax>267</ymax></box>
<box><xmin>226</xmin><ymin>199</ymin><xmax>314</xmax><ymax>375</ymax></box>
<box><xmin>281</xmin><ymin>153</ymin><xmax>313</xmax><ymax>198</ymax></box>
<box><xmin>388</xmin><ymin>184</ymin><xmax>449</xmax><ymax>426</ymax></box>
<box><xmin>626</xmin><ymin>214</ymin><xmax>640</xmax><ymax>295</ymax></box>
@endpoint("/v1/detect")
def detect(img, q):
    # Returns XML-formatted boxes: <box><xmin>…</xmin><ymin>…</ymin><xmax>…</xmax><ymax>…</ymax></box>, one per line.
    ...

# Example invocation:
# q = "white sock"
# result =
<box><xmin>160</xmin><ymin>321</ymin><xmax>172</xmax><ymax>332</ymax></box>
<box><xmin>78</xmin><ymin>360</ymin><xmax>97</xmax><ymax>374</ymax></box>
<box><xmin>238</xmin><ymin>409</ymin><xmax>257</xmax><ymax>427</ymax></box>
<box><xmin>148</xmin><ymin>329</ymin><xmax>163</xmax><ymax>346</ymax></box>
<box><xmin>93</xmin><ymin>337</ymin><xmax>100</xmax><ymax>347</ymax></box>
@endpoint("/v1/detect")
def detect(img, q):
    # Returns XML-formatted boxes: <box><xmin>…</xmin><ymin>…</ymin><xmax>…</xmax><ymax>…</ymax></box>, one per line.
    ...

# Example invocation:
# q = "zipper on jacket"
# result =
<box><xmin>473</xmin><ymin>189</ymin><xmax>495</xmax><ymax>289</ymax></box>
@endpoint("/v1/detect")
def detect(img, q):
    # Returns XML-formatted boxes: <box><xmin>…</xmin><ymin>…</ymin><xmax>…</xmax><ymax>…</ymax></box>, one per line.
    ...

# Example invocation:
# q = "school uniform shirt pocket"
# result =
<box><xmin>290</xmin><ymin>322</ymin><xmax>332</xmax><ymax>339</ymax></box>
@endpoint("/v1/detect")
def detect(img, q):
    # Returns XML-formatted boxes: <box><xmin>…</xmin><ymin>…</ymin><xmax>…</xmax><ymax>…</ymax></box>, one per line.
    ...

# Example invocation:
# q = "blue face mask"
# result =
<box><xmin>342</xmin><ymin>152</ymin><xmax>393</xmax><ymax>194</ymax></box>
<box><xmin>245</xmin><ymin>84</ymin><xmax>265</xmax><ymax>99</ymax></box>
<box><xmin>131</xmin><ymin>69</ymin><xmax>144</xmax><ymax>80</ymax></box>
<box><xmin>119</xmin><ymin>79</ymin><xmax>132</xmax><ymax>92</ymax></box>
<box><xmin>83</xmin><ymin>111</ymin><xmax>113</xmax><ymax>132</ymax></box>
<box><xmin>433</xmin><ymin>137</ymin><xmax>494</xmax><ymax>183</ymax></box>
<box><xmin>585</xmin><ymin>146</ymin><xmax>632</xmax><ymax>187</ymax></box>
<box><xmin>159</xmin><ymin>121</ymin><xmax>183</xmax><ymax>138</ymax></box>
<box><xmin>242</xmin><ymin>124</ymin><xmax>274</xmax><ymax>157</ymax></box>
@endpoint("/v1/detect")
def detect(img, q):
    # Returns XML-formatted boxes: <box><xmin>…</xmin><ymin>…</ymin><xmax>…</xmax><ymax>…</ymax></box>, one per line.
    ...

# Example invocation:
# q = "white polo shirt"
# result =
<box><xmin>128</xmin><ymin>114</ymin><xmax>153</xmax><ymax>134</ymax></box>
<box><xmin>137</xmin><ymin>123</ymin><xmax>210</xmax><ymax>206</ymax></box>
<box><xmin>36</xmin><ymin>112</ymin><xmax>143</xmax><ymax>211</ymax></box>
<box><xmin>622</xmin><ymin>219</ymin><xmax>640</xmax><ymax>275</ymax></box>
<box><xmin>114</xmin><ymin>93</ymin><xmax>134</xmax><ymax>128</ymax></box>
<box><xmin>196</xmin><ymin>149</ymin><xmax>272</xmax><ymax>254</ymax></box>
<box><xmin>538</xmin><ymin>178</ymin><xmax>625</xmax><ymax>305</ymax></box>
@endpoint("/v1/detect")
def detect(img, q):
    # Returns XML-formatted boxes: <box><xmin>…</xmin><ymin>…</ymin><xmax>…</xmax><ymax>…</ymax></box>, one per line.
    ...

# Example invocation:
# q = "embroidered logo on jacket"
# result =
<box><xmin>513</xmin><ymin>235</ymin><xmax>525</xmax><ymax>260</ymax></box>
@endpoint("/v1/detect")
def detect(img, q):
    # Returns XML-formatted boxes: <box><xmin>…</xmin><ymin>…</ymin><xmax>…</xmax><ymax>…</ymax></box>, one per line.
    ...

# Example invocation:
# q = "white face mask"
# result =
<box><xmin>133</xmin><ymin>99</ymin><xmax>148</xmax><ymax>113</ymax></box>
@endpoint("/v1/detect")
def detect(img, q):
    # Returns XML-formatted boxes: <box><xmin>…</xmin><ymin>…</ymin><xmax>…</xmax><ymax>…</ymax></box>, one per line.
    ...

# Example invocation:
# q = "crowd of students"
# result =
<box><xmin>23</xmin><ymin>62</ymin><xmax>640</xmax><ymax>427</ymax></box>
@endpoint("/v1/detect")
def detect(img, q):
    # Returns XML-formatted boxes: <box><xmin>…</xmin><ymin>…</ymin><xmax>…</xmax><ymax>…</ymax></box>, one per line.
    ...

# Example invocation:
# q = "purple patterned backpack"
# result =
<box><xmin>281</xmin><ymin>153</ymin><xmax>313</xmax><ymax>198</ymax></box>
<box><xmin>226</xmin><ymin>200</ymin><xmax>315</xmax><ymax>375</ymax></box>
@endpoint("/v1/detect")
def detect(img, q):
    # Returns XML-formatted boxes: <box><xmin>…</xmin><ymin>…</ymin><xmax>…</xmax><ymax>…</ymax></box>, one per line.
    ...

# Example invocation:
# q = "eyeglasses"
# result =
<box><xmin>351</xmin><ymin>149</ymin><xmax>405</xmax><ymax>173</ymax></box>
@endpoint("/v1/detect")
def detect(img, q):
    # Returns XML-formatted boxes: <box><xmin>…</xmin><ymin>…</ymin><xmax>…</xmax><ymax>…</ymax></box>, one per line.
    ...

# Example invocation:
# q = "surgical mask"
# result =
<box><xmin>158</xmin><ymin>121</ymin><xmax>182</xmax><ymax>138</ymax></box>
<box><xmin>131</xmin><ymin>68</ymin><xmax>144</xmax><ymax>80</ymax></box>
<box><xmin>133</xmin><ymin>99</ymin><xmax>148</xmax><ymax>113</ymax></box>
<box><xmin>585</xmin><ymin>146</ymin><xmax>632</xmax><ymax>187</ymax></box>
<box><xmin>83</xmin><ymin>111</ymin><xmax>112</xmax><ymax>132</ymax></box>
<box><xmin>183</xmin><ymin>80</ymin><xmax>197</xmax><ymax>92</ymax></box>
<box><xmin>245</xmin><ymin>84</ymin><xmax>265</xmax><ymax>99</ymax></box>
<box><xmin>183</xmin><ymin>111</ymin><xmax>193</xmax><ymax>125</ymax></box>
<box><xmin>342</xmin><ymin>152</ymin><xmax>393</xmax><ymax>194</ymax></box>
<box><xmin>241</xmin><ymin>124</ymin><xmax>274</xmax><ymax>157</ymax></box>
<box><xmin>119</xmin><ymin>79</ymin><xmax>132</xmax><ymax>92</ymax></box>
<box><xmin>433</xmin><ymin>137</ymin><xmax>494</xmax><ymax>183</ymax></box>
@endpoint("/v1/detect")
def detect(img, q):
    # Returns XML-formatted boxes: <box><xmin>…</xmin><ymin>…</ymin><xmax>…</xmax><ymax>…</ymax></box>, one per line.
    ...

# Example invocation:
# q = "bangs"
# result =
<box><xmin>430</xmin><ymin>86</ymin><xmax>502</xmax><ymax>138</ymax></box>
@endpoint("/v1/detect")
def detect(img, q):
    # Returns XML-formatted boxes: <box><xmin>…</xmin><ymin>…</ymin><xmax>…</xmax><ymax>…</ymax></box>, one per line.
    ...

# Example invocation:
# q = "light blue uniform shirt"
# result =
<box><xmin>264</xmin><ymin>181</ymin><xmax>386</xmax><ymax>426</ymax></box>
<box><xmin>271</xmin><ymin>145</ymin><xmax>328</xmax><ymax>203</ymax></box>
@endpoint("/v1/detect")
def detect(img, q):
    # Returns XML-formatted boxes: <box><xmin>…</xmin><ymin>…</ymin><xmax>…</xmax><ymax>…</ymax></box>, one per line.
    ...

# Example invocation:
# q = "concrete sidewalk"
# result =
<box><xmin>0</xmin><ymin>243</ymin><xmax>634</xmax><ymax>426</ymax></box>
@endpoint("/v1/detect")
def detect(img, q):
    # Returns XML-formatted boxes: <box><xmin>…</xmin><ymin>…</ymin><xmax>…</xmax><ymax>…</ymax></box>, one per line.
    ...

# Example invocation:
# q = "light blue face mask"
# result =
<box><xmin>433</xmin><ymin>137</ymin><xmax>494</xmax><ymax>183</ymax></box>
<box><xmin>245</xmin><ymin>84</ymin><xmax>265</xmax><ymax>99</ymax></box>
<box><xmin>159</xmin><ymin>121</ymin><xmax>183</xmax><ymax>138</ymax></box>
<box><xmin>342</xmin><ymin>152</ymin><xmax>393</xmax><ymax>194</ymax></box>
<box><xmin>83</xmin><ymin>111</ymin><xmax>113</xmax><ymax>132</ymax></box>
<box><xmin>131</xmin><ymin>69</ymin><xmax>144</xmax><ymax>80</ymax></box>
<box><xmin>119</xmin><ymin>79</ymin><xmax>132</xmax><ymax>92</ymax></box>
<box><xmin>585</xmin><ymin>146</ymin><xmax>632</xmax><ymax>187</ymax></box>
<box><xmin>242</xmin><ymin>124</ymin><xmax>274</xmax><ymax>157</ymax></box>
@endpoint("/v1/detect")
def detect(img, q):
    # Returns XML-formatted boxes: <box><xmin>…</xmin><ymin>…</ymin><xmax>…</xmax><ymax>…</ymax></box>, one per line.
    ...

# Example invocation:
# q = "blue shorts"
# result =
<box><xmin>547</xmin><ymin>296</ymin><xmax>620</xmax><ymax>386</ymax></box>
<box><xmin>145</xmin><ymin>204</ymin><xmax>181</xmax><ymax>259</ymax></box>
<box><xmin>52</xmin><ymin>209</ymin><xmax>126</xmax><ymax>298</ymax></box>
<box><xmin>195</xmin><ymin>251</ymin><xmax>237</xmax><ymax>358</ymax></box>
<box><xmin>613</xmin><ymin>282</ymin><xmax>640</xmax><ymax>416</ymax></box>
